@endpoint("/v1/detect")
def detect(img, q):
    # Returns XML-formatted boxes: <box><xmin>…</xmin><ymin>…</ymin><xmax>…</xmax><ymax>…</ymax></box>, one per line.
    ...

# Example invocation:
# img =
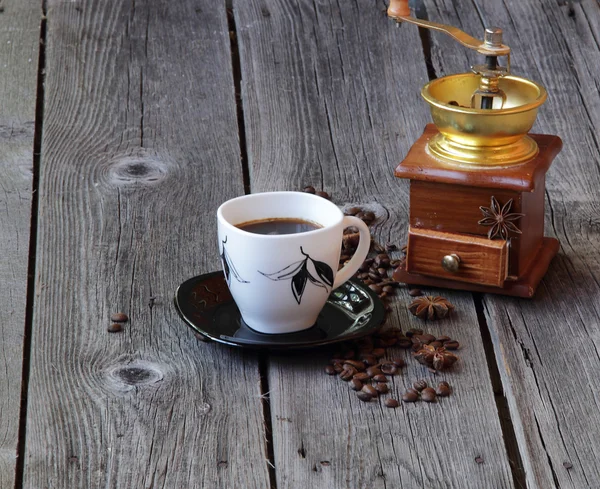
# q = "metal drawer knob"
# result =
<box><xmin>441</xmin><ymin>254</ymin><xmax>461</xmax><ymax>273</ymax></box>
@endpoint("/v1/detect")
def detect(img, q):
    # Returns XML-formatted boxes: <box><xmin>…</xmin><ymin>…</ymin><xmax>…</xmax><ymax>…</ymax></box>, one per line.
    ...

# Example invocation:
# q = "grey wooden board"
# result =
<box><xmin>423</xmin><ymin>0</ymin><xmax>600</xmax><ymax>487</ymax></box>
<box><xmin>0</xmin><ymin>0</ymin><xmax>39</xmax><ymax>487</ymax></box>
<box><xmin>23</xmin><ymin>1</ymin><xmax>270</xmax><ymax>488</ymax></box>
<box><xmin>235</xmin><ymin>0</ymin><xmax>514</xmax><ymax>487</ymax></box>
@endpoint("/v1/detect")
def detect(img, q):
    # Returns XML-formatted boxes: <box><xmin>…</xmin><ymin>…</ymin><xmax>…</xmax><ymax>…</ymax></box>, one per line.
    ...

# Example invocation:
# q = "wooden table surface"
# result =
<box><xmin>2</xmin><ymin>0</ymin><xmax>599</xmax><ymax>488</ymax></box>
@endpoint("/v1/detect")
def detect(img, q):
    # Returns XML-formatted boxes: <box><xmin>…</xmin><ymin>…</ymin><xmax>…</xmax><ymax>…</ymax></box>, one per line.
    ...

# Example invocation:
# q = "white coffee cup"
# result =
<box><xmin>217</xmin><ymin>191</ymin><xmax>371</xmax><ymax>334</ymax></box>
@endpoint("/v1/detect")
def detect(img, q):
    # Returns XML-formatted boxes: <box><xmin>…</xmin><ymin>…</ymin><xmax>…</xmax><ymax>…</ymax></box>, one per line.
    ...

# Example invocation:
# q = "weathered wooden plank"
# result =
<box><xmin>423</xmin><ymin>0</ymin><xmax>600</xmax><ymax>487</ymax></box>
<box><xmin>23</xmin><ymin>1</ymin><xmax>270</xmax><ymax>488</ymax></box>
<box><xmin>235</xmin><ymin>0</ymin><xmax>515</xmax><ymax>487</ymax></box>
<box><xmin>0</xmin><ymin>0</ymin><xmax>40</xmax><ymax>487</ymax></box>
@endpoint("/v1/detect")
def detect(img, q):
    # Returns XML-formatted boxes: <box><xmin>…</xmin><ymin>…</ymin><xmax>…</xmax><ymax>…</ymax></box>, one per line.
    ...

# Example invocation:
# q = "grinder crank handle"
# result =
<box><xmin>386</xmin><ymin>0</ymin><xmax>510</xmax><ymax>58</ymax></box>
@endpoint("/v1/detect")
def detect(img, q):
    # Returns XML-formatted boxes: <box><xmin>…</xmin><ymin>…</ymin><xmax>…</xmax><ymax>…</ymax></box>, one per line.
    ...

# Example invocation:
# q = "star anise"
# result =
<box><xmin>478</xmin><ymin>196</ymin><xmax>524</xmax><ymax>240</ymax></box>
<box><xmin>408</xmin><ymin>296</ymin><xmax>454</xmax><ymax>320</ymax></box>
<box><xmin>413</xmin><ymin>344</ymin><xmax>459</xmax><ymax>371</ymax></box>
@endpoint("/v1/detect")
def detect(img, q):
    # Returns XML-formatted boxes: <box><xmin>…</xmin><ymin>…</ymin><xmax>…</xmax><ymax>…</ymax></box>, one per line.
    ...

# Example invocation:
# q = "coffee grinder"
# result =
<box><xmin>387</xmin><ymin>0</ymin><xmax>561</xmax><ymax>298</ymax></box>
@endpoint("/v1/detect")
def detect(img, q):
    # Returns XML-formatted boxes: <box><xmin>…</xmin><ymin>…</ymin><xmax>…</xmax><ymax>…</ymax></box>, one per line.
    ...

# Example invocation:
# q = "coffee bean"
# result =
<box><xmin>373</xmin><ymin>374</ymin><xmax>388</xmax><ymax>382</ymax></box>
<box><xmin>362</xmin><ymin>384</ymin><xmax>378</xmax><ymax>397</ymax></box>
<box><xmin>107</xmin><ymin>323</ymin><xmax>122</xmax><ymax>333</ymax></box>
<box><xmin>343</xmin><ymin>360</ymin><xmax>366</xmax><ymax>371</ymax></box>
<box><xmin>324</xmin><ymin>365</ymin><xmax>336</xmax><ymax>375</ymax></box>
<box><xmin>332</xmin><ymin>363</ymin><xmax>343</xmax><ymax>373</ymax></box>
<box><xmin>316</xmin><ymin>190</ymin><xmax>330</xmax><ymax>199</ymax></box>
<box><xmin>405</xmin><ymin>328</ymin><xmax>423</xmax><ymax>338</ymax></box>
<box><xmin>439</xmin><ymin>381</ymin><xmax>450</xmax><ymax>388</ymax></box>
<box><xmin>368</xmin><ymin>272</ymin><xmax>381</xmax><ymax>282</ymax></box>
<box><xmin>353</xmin><ymin>372</ymin><xmax>370</xmax><ymax>382</ymax></box>
<box><xmin>408</xmin><ymin>289</ymin><xmax>423</xmax><ymax>297</ymax></box>
<box><xmin>343</xmin><ymin>350</ymin><xmax>356</xmax><ymax>359</ymax></box>
<box><xmin>413</xmin><ymin>380</ymin><xmax>428</xmax><ymax>391</ymax></box>
<box><xmin>369</xmin><ymin>284</ymin><xmax>383</xmax><ymax>294</ymax></box>
<box><xmin>360</xmin><ymin>354</ymin><xmax>378</xmax><ymax>366</ymax></box>
<box><xmin>392</xmin><ymin>357</ymin><xmax>406</xmax><ymax>368</ymax></box>
<box><xmin>375</xmin><ymin>383</ymin><xmax>389</xmax><ymax>394</ymax></box>
<box><xmin>397</xmin><ymin>339</ymin><xmax>412</xmax><ymax>349</ymax></box>
<box><xmin>436</xmin><ymin>335</ymin><xmax>451</xmax><ymax>343</ymax></box>
<box><xmin>345</xmin><ymin>206</ymin><xmax>362</xmax><ymax>216</ymax></box>
<box><xmin>411</xmin><ymin>342</ymin><xmax>423</xmax><ymax>352</ymax></box>
<box><xmin>444</xmin><ymin>340</ymin><xmax>460</xmax><ymax>350</ymax></box>
<box><xmin>381</xmin><ymin>364</ymin><xmax>398</xmax><ymax>375</ymax></box>
<box><xmin>385</xmin><ymin>398</ymin><xmax>399</xmax><ymax>408</ymax></box>
<box><xmin>366</xmin><ymin>366</ymin><xmax>383</xmax><ymax>378</ymax></box>
<box><xmin>563</xmin><ymin>461</ymin><xmax>573</xmax><ymax>470</ymax></box>
<box><xmin>111</xmin><ymin>312</ymin><xmax>128</xmax><ymax>323</ymax></box>
<box><xmin>350</xmin><ymin>378</ymin><xmax>363</xmax><ymax>391</ymax></box>
<box><xmin>357</xmin><ymin>392</ymin><xmax>372</xmax><ymax>402</ymax></box>
<box><xmin>421</xmin><ymin>387</ymin><xmax>437</xmax><ymax>402</ymax></box>
<box><xmin>436</xmin><ymin>384</ymin><xmax>451</xmax><ymax>397</ymax></box>
<box><xmin>372</xmin><ymin>348</ymin><xmax>386</xmax><ymax>358</ymax></box>
<box><xmin>303</xmin><ymin>185</ymin><xmax>316</xmax><ymax>194</ymax></box>
<box><xmin>418</xmin><ymin>333</ymin><xmax>436</xmax><ymax>343</ymax></box>
<box><xmin>475</xmin><ymin>456</ymin><xmax>484</xmax><ymax>465</ymax></box>
<box><xmin>402</xmin><ymin>389</ymin><xmax>419</xmax><ymax>403</ymax></box>
<box><xmin>430</xmin><ymin>341</ymin><xmax>443</xmax><ymax>349</ymax></box>
<box><xmin>390</xmin><ymin>259</ymin><xmax>401</xmax><ymax>267</ymax></box>
<box><xmin>339</xmin><ymin>366</ymin><xmax>357</xmax><ymax>381</ymax></box>
<box><xmin>363</xmin><ymin>211</ymin><xmax>375</xmax><ymax>222</ymax></box>
<box><xmin>382</xmin><ymin>285</ymin><xmax>394</xmax><ymax>294</ymax></box>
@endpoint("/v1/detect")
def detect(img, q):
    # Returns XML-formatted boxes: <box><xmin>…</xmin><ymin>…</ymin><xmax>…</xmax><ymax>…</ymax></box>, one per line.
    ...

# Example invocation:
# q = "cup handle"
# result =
<box><xmin>333</xmin><ymin>216</ymin><xmax>371</xmax><ymax>290</ymax></box>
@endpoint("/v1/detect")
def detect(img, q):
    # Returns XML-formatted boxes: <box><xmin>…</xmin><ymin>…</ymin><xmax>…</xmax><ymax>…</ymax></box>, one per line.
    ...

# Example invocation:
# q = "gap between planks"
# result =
<box><xmin>13</xmin><ymin>2</ymin><xmax>46</xmax><ymax>489</ymax></box>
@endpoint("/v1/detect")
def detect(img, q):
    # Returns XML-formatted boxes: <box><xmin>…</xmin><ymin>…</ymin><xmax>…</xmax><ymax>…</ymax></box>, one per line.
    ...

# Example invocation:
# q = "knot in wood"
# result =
<box><xmin>107</xmin><ymin>156</ymin><xmax>169</xmax><ymax>187</ymax></box>
<box><xmin>108</xmin><ymin>361</ymin><xmax>164</xmax><ymax>388</ymax></box>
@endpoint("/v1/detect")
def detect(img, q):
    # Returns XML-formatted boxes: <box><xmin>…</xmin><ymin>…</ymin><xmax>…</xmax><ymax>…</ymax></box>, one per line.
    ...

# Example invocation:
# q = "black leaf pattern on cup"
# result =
<box><xmin>259</xmin><ymin>247</ymin><xmax>333</xmax><ymax>304</ymax></box>
<box><xmin>220</xmin><ymin>237</ymin><xmax>249</xmax><ymax>285</ymax></box>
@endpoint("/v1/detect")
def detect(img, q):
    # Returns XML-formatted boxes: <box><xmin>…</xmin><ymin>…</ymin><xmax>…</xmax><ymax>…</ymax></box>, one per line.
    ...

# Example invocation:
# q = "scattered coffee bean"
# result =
<box><xmin>345</xmin><ymin>206</ymin><xmax>362</xmax><ymax>215</ymax></box>
<box><xmin>368</xmin><ymin>272</ymin><xmax>381</xmax><ymax>282</ymax></box>
<box><xmin>349</xmin><ymin>378</ymin><xmax>363</xmax><ymax>391</ymax></box>
<box><xmin>353</xmin><ymin>372</ymin><xmax>370</xmax><ymax>382</ymax></box>
<box><xmin>413</xmin><ymin>380</ymin><xmax>428</xmax><ymax>391</ymax></box>
<box><xmin>475</xmin><ymin>456</ymin><xmax>484</xmax><ymax>464</ymax></box>
<box><xmin>408</xmin><ymin>289</ymin><xmax>423</xmax><ymax>297</ymax></box>
<box><xmin>332</xmin><ymin>363</ymin><xmax>343</xmax><ymax>373</ymax></box>
<box><xmin>430</xmin><ymin>341</ymin><xmax>443</xmax><ymax>349</ymax></box>
<box><xmin>397</xmin><ymin>338</ymin><xmax>412</xmax><ymax>349</ymax></box>
<box><xmin>111</xmin><ymin>312</ymin><xmax>128</xmax><ymax>323</ymax></box>
<box><xmin>385</xmin><ymin>398</ymin><xmax>399</xmax><ymax>408</ymax></box>
<box><xmin>444</xmin><ymin>340</ymin><xmax>460</xmax><ymax>350</ymax></box>
<box><xmin>436</xmin><ymin>335</ymin><xmax>451</xmax><ymax>343</ymax></box>
<box><xmin>362</xmin><ymin>384</ymin><xmax>378</xmax><ymax>397</ymax></box>
<box><xmin>436</xmin><ymin>383</ymin><xmax>451</xmax><ymax>397</ymax></box>
<box><xmin>406</xmin><ymin>328</ymin><xmax>423</xmax><ymax>338</ymax></box>
<box><xmin>381</xmin><ymin>364</ymin><xmax>398</xmax><ymax>375</ymax></box>
<box><xmin>324</xmin><ymin>365</ymin><xmax>336</xmax><ymax>375</ymax></box>
<box><xmin>372</xmin><ymin>348</ymin><xmax>386</xmax><ymax>358</ymax></box>
<box><xmin>373</xmin><ymin>374</ymin><xmax>388</xmax><ymax>382</ymax></box>
<box><xmin>303</xmin><ymin>185</ymin><xmax>316</xmax><ymax>194</ymax></box>
<box><xmin>439</xmin><ymin>381</ymin><xmax>450</xmax><ymax>388</ymax></box>
<box><xmin>563</xmin><ymin>461</ymin><xmax>573</xmax><ymax>470</ymax></box>
<box><xmin>360</xmin><ymin>354</ymin><xmax>378</xmax><ymax>366</ymax></box>
<box><xmin>366</xmin><ymin>366</ymin><xmax>383</xmax><ymax>378</ymax></box>
<box><xmin>316</xmin><ymin>190</ymin><xmax>330</xmax><ymax>199</ymax></box>
<box><xmin>421</xmin><ymin>387</ymin><xmax>437</xmax><ymax>402</ymax></box>
<box><xmin>382</xmin><ymin>285</ymin><xmax>394</xmax><ymax>294</ymax></box>
<box><xmin>369</xmin><ymin>284</ymin><xmax>383</xmax><ymax>294</ymax></box>
<box><xmin>107</xmin><ymin>323</ymin><xmax>122</xmax><ymax>333</ymax></box>
<box><xmin>343</xmin><ymin>360</ymin><xmax>366</xmax><ymax>371</ymax></box>
<box><xmin>385</xmin><ymin>243</ymin><xmax>397</xmax><ymax>252</ymax></box>
<box><xmin>375</xmin><ymin>383</ymin><xmax>389</xmax><ymax>394</ymax></box>
<box><xmin>339</xmin><ymin>366</ymin><xmax>357</xmax><ymax>381</ymax></box>
<box><xmin>402</xmin><ymin>389</ymin><xmax>419</xmax><ymax>403</ymax></box>
<box><xmin>357</xmin><ymin>392</ymin><xmax>372</xmax><ymax>402</ymax></box>
<box><xmin>392</xmin><ymin>357</ymin><xmax>406</xmax><ymax>368</ymax></box>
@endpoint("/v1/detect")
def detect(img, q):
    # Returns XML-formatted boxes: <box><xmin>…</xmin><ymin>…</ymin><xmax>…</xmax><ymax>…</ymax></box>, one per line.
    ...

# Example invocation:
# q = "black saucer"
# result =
<box><xmin>174</xmin><ymin>271</ymin><xmax>385</xmax><ymax>350</ymax></box>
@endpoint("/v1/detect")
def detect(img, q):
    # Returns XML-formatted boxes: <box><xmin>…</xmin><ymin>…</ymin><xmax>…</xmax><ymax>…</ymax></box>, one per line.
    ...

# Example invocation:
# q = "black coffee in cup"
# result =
<box><xmin>236</xmin><ymin>218</ymin><xmax>323</xmax><ymax>235</ymax></box>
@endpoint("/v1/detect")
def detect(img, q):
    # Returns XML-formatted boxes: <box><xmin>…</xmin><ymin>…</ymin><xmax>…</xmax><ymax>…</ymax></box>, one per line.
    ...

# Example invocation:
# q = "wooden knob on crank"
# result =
<box><xmin>388</xmin><ymin>0</ymin><xmax>410</xmax><ymax>17</ymax></box>
<box><xmin>441</xmin><ymin>254</ymin><xmax>461</xmax><ymax>273</ymax></box>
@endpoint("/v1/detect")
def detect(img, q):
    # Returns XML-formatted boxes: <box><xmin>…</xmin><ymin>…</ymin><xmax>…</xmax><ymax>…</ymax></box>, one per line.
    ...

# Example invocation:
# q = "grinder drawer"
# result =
<box><xmin>406</xmin><ymin>227</ymin><xmax>508</xmax><ymax>287</ymax></box>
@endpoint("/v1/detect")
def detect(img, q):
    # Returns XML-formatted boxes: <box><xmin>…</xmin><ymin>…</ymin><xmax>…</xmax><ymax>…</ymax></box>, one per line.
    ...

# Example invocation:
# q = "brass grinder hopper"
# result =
<box><xmin>388</xmin><ymin>0</ymin><xmax>547</xmax><ymax>166</ymax></box>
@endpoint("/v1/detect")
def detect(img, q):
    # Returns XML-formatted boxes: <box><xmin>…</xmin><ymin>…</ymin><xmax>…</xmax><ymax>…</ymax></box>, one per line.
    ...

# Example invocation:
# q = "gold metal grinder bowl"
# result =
<box><xmin>422</xmin><ymin>73</ymin><xmax>547</xmax><ymax>166</ymax></box>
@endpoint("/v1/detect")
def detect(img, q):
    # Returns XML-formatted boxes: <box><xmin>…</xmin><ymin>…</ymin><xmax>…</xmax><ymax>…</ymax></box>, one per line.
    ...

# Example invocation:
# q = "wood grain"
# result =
<box><xmin>0</xmin><ymin>1</ymin><xmax>40</xmax><ymax>487</ymax></box>
<box><xmin>23</xmin><ymin>1</ymin><xmax>270</xmax><ymax>488</ymax></box>
<box><xmin>423</xmin><ymin>0</ymin><xmax>600</xmax><ymax>486</ymax></box>
<box><xmin>235</xmin><ymin>0</ymin><xmax>514</xmax><ymax>487</ymax></box>
<box><xmin>406</xmin><ymin>227</ymin><xmax>508</xmax><ymax>287</ymax></box>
